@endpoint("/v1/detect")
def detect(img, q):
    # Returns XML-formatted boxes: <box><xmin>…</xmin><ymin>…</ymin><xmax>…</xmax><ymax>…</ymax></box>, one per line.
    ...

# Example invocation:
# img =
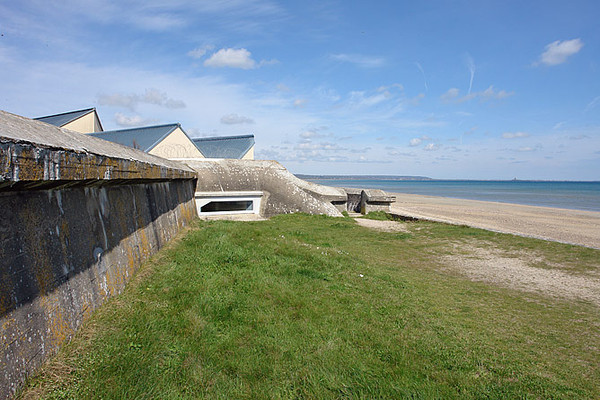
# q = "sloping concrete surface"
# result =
<box><xmin>186</xmin><ymin>159</ymin><xmax>346</xmax><ymax>217</ymax></box>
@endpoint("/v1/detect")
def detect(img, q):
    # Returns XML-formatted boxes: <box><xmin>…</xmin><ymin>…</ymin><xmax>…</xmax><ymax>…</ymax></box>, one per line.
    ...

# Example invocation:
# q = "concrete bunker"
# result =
<box><xmin>186</xmin><ymin>160</ymin><xmax>396</xmax><ymax>218</ymax></box>
<box><xmin>195</xmin><ymin>191</ymin><xmax>263</xmax><ymax>216</ymax></box>
<box><xmin>1</xmin><ymin>108</ymin><xmax>396</xmax><ymax>398</ymax></box>
<box><xmin>0</xmin><ymin>110</ymin><xmax>197</xmax><ymax>399</ymax></box>
<box><xmin>186</xmin><ymin>159</ymin><xmax>348</xmax><ymax>218</ymax></box>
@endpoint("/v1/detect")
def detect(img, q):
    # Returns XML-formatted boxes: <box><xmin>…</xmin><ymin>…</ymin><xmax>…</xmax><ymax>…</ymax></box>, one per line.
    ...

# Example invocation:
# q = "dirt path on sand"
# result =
<box><xmin>353</xmin><ymin>217</ymin><xmax>600</xmax><ymax>306</ymax></box>
<box><xmin>353</xmin><ymin>218</ymin><xmax>410</xmax><ymax>233</ymax></box>
<box><xmin>441</xmin><ymin>242</ymin><xmax>600</xmax><ymax>306</ymax></box>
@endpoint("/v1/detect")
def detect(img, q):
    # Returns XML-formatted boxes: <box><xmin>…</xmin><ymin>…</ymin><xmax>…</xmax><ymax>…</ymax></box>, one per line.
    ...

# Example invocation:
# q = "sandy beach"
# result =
<box><xmin>389</xmin><ymin>193</ymin><xmax>600</xmax><ymax>249</ymax></box>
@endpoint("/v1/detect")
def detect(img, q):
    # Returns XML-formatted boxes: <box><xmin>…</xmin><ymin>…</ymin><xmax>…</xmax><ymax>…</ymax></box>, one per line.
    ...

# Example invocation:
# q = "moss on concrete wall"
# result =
<box><xmin>0</xmin><ymin>111</ymin><xmax>197</xmax><ymax>399</ymax></box>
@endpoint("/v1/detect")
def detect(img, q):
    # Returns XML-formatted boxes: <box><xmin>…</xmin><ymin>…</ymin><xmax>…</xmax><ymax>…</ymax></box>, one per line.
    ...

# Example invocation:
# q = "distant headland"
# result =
<box><xmin>296</xmin><ymin>174</ymin><xmax>433</xmax><ymax>181</ymax></box>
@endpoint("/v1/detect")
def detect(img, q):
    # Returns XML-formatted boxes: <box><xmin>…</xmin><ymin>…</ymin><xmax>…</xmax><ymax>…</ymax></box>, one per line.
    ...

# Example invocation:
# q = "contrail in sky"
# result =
<box><xmin>415</xmin><ymin>62</ymin><xmax>428</xmax><ymax>91</ymax></box>
<box><xmin>466</xmin><ymin>54</ymin><xmax>475</xmax><ymax>95</ymax></box>
<box><xmin>584</xmin><ymin>95</ymin><xmax>600</xmax><ymax>112</ymax></box>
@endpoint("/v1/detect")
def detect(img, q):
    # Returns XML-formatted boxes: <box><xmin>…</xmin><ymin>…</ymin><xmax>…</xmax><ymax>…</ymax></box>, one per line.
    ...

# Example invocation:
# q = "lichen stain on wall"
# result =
<box><xmin>1</xmin><ymin>115</ymin><xmax>198</xmax><ymax>398</ymax></box>
<box><xmin>0</xmin><ymin>179</ymin><xmax>197</xmax><ymax>399</ymax></box>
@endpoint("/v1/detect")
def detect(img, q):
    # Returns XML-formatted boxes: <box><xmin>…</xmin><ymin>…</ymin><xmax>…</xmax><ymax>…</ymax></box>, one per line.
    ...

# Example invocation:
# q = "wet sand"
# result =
<box><xmin>389</xmin><ymin>193</ymin><xmax>600</xmax><ymax>249</ymax></box>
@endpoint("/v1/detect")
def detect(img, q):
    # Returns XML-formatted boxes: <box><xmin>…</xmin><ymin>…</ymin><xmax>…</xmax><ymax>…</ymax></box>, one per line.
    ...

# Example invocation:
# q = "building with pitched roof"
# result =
<box><xmin>35</xmin><ymin>108</ymin><xmax>255</xmax><ymax>160</ymax></box>
<box><xmin>192</xmin><ymin>134</ymin><xmax>255</xmax><ymax>160</ymax></box>
<box><xmin>34</xmin><ymin>108</ymin><xmax>103</xmax><ymax>133</ymax></box>
<box><xmin>89</xmin><ymin>123</ymin><xmax>204</xmax><ymax>159</ymax></box>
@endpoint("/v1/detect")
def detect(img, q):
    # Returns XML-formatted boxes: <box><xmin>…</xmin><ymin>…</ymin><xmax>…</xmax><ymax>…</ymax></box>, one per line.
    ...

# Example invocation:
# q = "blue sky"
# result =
<box><xmin>1</xmin><ymin>0</ymin><xmax>598</xmax><ymax>180</ymax></box>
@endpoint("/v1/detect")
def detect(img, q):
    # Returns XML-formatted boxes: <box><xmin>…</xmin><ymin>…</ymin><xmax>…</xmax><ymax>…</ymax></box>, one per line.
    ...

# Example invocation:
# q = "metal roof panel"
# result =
<box><xmin>34</xmin><ymin>108</ymin><xmax>96</xmax><ymax>127</ymax></box>
<box><xmin>88</xmin><ymin>124</ymin><xmax>179</xmax><ymax>152</ymax></box>
<box><xmin>192</xmin><ymin>134</ymin><xmax>254</xmax><ymax>159</ymax></box>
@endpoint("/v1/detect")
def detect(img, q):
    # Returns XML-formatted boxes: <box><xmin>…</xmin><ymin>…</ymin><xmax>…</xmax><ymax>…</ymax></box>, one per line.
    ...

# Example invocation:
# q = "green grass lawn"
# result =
<box><xmin>21</xmin><ymin>214</ymin><xmax>600</xmax><ymax>399</ymax></box>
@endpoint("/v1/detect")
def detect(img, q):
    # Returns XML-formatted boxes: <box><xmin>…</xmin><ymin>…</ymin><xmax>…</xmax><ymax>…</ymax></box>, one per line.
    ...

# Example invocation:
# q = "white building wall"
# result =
<box><xmin>149</xmin><ymin>127</ymin><xmax>205</xmax><ymax>159</ymax></box>
<box><xmin>63</xmin><ymin>112</ymin><xmax>102</xmax><ymax>133</ymax></box>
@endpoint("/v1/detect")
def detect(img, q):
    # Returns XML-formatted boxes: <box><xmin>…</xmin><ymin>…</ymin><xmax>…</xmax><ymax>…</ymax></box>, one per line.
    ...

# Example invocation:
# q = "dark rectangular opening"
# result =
<box><xmin>201</xmin><ymin>200</ymin><xmax>253</xmax><ymax>213</ymax></box>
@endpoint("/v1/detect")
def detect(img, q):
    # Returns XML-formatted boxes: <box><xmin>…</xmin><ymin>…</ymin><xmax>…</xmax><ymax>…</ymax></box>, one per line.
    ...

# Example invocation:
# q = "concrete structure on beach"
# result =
<box><xmin>0</xmin><ymin>110</ymin><xmax>197</xmax><ymax>399</ymax></box>
<box><xmin>0</xmin><ymin>108</ymin><xmax>395</xmax><ymax>398</ymax></box>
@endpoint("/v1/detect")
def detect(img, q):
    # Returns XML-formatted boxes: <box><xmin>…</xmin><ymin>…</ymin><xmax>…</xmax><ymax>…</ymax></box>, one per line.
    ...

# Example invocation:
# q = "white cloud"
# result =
<box><xmin>409</xmin><ymin>93</ymin><xmax>425</xmax><ymax>106</ymax></box>
<box><xmin>317</xmin><ymin>87</ymin><xmax>341</xmax><ymax>102</ymax></box>
<box><xmin>409</xmin><ymin>135</ymin><xmax>431</xmax><ymax>147</ymax></box>
<box><xmin>504</xmin><ymin>144</ymin><xmax>543</xmax><ymax>153</ymax></box>
<box><xmin>7</xmin><ymin>0</ymin><xmax>286</xmax><ymax>37</ymax></box>
<box><xmin>409</xmin><ymin>138</ymin><xmax>422</xmax><ymax>147</ymax></box>
<box><xmin>480</xmin><ymin>86</ymin><xmax>512</xmax><ymax>101</ymax></box>
<box><xmin>114</xmin><ymin>112</ymin><xmax>157</xmax><ymax>127</ymax></box>
<box><xmin>388</xmin><ymin>149</ymin><xmax>417</xmax><ymax>157</ymax></box>
<box><xmin>456</xmin><ymin>111</ymin><xmax>473</xmax><ymax>117</ymax></box>
<box><xmin>220</xmin><ymin>113</ymin><xmax>254</xmax><ymax>124</ymax></box>
<box><xmin>330</xmin><ymin>53</ymin><xmax>385</xmax><ymax>68</ymax></box>
<box><xmin>295</xmin><ymin>141</ymin><xmax>343</xmax><ymax>151</ymax></box>
<box><xmin>133</xmin><ymin>14</ymin><xmax>186</xmax><ymax>31</ymax></box>
<box><xmin>259</xmin><ymin>58</ymin><xmax>280</xmax><ymax>67</ymax></box>
<box><xmin>204</xmin><ymin>48</ymin><xmax>257</xmax><ymax>69</ymax></box>
<box><xmin>98</xmin><ymin>88</ymin><xmax>185</xmax><ymax>111</ymax></box>
<box><xmin>293</xmin><ymin>99</ymin><xmax>308</xmax><ymax>108</ymax></box>
<box><xmin>538</xmin><ymin>38</ymin><xmax>583</xmax><ymax>66</ymax></box>
<box><xmin>187</xmin><ymin>45</ymin><xmax>214</xmax><ymax>59</ymax></box>
<box><xmin>377</xmin><ymin>83</ymin><xmax>404</xmax><ymax>92</ymax></box>
<box><xmin>424</xmin><ymin>143</ymin><xmax>439</xmax><ymax>151</ymax></box>
<box><xmin>464</xmin><ymin>126</ymin><xmax>478</xmax><ymax>136</ymax></box>
<box><xmin>440</xmin><ymin>88</ymin><xmax>460</xmax><ymax>102</ymax></box>
<box><xmin>97</xmin><ymin>93</ymin><xmax>138</xmax><ymax>110</ymax></box>
<box><xmin>517</xmin><ymin>146</ymin><xmax>536</xmax><ymax>152</ymax></box>
<box><xmin>441</xmin><ymin>86</ymin><xmax>513</xmax><ymax>103</ymax></box>
<box><xmin>143</xmin><ymin>88</ymin><xmax>171</xmax><ymax>105</ymax></box>
<box><xmin>299</xmin><ymin>130</ymin><xmax>322</xmax><ymax>139</ymax></box>
<box><xmin>348</xmin><ymin>90</ymin><xmax>391</xmax><ymax>108</ymax></box>
<box><xmin>165</xmin><ymin>98</ymin><xmax>186</xmax><ymax>109</ymax></box>
<box><xmin>502</xmin><ymin>132</ymin><xmax>530</xmax><ymax>139</ymax></box>
<box><xmin>569</xmin><ymin>134</ymin><xmax>590</xmax><ymax>140</ymax></box>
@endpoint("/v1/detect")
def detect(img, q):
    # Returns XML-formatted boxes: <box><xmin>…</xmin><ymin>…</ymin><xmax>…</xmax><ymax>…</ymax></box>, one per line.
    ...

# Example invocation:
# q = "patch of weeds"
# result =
<box><xmin>362</xmin><ymin>211</ymin><xmax>393</xmax><ymax>220</ymax></box>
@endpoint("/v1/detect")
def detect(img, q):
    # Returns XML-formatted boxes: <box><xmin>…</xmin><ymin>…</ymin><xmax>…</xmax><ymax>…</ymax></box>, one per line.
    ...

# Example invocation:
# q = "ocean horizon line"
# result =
<box><xmin>296</xmin><ymin>174</ymin><xmax>600</xmax><ymax>183</ymax></box>
<box><xmin>300</xmin><ymin>177</ymin><xmax>600</xmax><ymax>212</ymax></box>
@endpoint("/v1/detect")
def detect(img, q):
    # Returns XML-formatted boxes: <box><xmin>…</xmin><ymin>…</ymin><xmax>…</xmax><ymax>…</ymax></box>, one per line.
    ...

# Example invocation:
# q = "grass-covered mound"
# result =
<box><xmin>21</xmin><ymin>214</ymin><xmax>600</xmax><ymax>399</ymax></box>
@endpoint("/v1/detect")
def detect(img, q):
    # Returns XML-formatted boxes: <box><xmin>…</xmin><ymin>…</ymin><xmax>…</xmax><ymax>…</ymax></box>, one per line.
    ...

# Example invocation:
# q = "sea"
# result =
<box><xmin>303</xmin><ymin>178</ymin><xmax>600</xmax><ymax>212</ymax></box>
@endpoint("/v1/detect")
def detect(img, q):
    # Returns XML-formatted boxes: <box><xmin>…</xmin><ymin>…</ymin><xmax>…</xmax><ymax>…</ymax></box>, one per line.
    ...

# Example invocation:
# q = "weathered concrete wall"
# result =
<box><xmin>186</xmin><ymin>159</ymin><xmax>346</xmax><ymax>218</ymax></box>
<box><xmin>344</xmin><ymin>188</ymin><xmax>362</xmax><ymax>213</ymax></box>
<box><xmin>0</xmin><ymin>110</ymin><xmax>197</xmax><ymax>399</ymax></box>
<box><xmin>340</xmin><ymin>188</ymin><xmax>395</xmax><ymax>214</ymax></box>
<box><xmin>361</xmin><ymin>189</ymin><xmax>396</xmax><ymax>214</ymax></box>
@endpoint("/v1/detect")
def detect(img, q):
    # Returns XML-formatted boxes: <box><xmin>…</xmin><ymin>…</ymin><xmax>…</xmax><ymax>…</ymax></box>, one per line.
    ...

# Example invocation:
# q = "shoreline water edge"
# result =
<box><xmin>304</xmin><ymin>178</ymin><xmax>600</xmax><ymax>213</ymax></box>
<box><xmin>302</xmin><ymin>177</ymin><xmax>600</xmax><ymax>248</ymax></box>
